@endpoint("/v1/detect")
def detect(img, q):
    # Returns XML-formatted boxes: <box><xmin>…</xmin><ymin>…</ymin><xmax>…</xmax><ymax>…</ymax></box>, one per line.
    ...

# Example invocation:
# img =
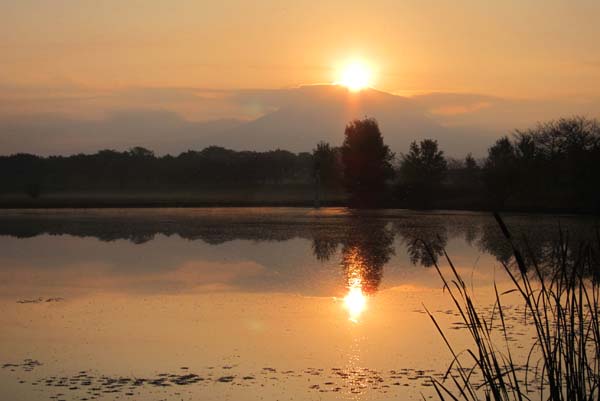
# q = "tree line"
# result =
<box><xmin>316</xmin><ymin>116</ymin><xmax>600</xmax><ymax>212</ymax></box>
<box><xmin>1</xmin><ymin>116</ymin><xmax>598</xmax><ymax>212</ymax></box>
<box><xmin>0</xmin><ymin>146</ymin><xmax>314</xmax><ymax>196</ymax></box>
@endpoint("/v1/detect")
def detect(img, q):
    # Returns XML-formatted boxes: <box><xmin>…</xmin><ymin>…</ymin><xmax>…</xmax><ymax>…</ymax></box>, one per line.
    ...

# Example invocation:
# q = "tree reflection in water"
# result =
<box><xmin>395</xmin><ymin>220</ymin><xmax>448</xmax><ymax>267</ymax></box>
<box><xmin>0</xmin><ymin>210</ymin><xmax>596</xmax><ymax>293</ymax></box>
<box><xmin>311</xmin><ymin>216</ymin><xmax>395</xmax><ymax>322</ymax></box>
<box><xmin>309</xmin><ymin>213</ymin><xmax>599</xmax><ymax>316</ymax></box>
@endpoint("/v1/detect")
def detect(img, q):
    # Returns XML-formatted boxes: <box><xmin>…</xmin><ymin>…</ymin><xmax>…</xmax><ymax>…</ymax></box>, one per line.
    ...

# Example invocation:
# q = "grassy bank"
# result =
<box><xmin>0</xmin><ymin>187</ymin><xmax>348</xmax><ymax>208</ymax></box>
<box><xmin>0</xmin><ymin>182</ymin><xmax>598</xmax><ymax>214</ymax></box>
<box><xmin>1</xmin><ymin>192</ymin><xmax>597</xmax><ymax>215</ymax></box>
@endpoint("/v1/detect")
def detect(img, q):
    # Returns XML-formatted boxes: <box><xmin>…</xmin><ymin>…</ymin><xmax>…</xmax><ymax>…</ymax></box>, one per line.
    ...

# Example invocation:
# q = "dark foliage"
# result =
<box><xmin>341</xmin><ymin>118</ymin><xmax>395</xmax><ymax>208</ymax></box>
<box><xmin>397</xmin><ymin>139</ymin><xmax>448</xmax><ymax>208</ymax></box>
<box><xmin>1</xmin><ymin>115</ymin><xmax>598</xmax><ymax>213</ymax></box>
<box><xmin>340</xmin><ymin>217</ymin><xmax>395</xmax><ymax>293</ymax></box>
<box><xmin>312</xmin><ymin>141</ymin><xmax>342</xmax><ymax>189</ymax></box>
<box><xmin>0</xmin><ymin>146</ymin><xmax>313</xmax><ymax>194</ymax></box>
<box><xmin>483</xmin><ymin>136</ymin><xmax>518</xmax><ymax>208</ymax></box>
<box><xmin>482</xmin><ymin>116</ymin><xmax>600</xmax><ymax>212</ymax></box>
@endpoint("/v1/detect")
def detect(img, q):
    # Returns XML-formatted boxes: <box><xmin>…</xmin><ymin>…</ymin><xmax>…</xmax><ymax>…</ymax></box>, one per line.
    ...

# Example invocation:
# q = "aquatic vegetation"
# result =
<box><xmin>428</xmin><ymin>213</ymin><xmax>600</xmax><ymax>401</ymax></box>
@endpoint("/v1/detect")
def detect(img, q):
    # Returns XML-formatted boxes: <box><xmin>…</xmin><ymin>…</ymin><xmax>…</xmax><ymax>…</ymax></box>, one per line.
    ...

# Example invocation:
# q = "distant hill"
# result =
<box><xmin>1</xmin><ymin>84</ymin><xmax>598</xmax><ymax>157</ymax></box>
<box><xmin>0</xmin><ymin>111</ymin><xmax>243</xmax><ymax>156</ymax></box>
<box><xmin>207</xmin><ymin>85</ymin><xmax>447</xmax><ymax>153</ymax></box>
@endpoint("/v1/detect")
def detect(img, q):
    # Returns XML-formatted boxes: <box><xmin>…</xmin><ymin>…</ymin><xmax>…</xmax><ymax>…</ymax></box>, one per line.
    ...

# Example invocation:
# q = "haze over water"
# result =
<box><xmin>0</xmin><ymin>208</ymin><xmax>595</xmax><ymax>401</ymax></box>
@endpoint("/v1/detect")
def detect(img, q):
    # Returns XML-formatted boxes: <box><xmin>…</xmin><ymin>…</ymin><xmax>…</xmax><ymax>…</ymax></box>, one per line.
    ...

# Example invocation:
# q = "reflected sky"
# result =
<box><xmin>0</xmin><ymin>208</ymin><xmax>595</xmax><ymax>300</ymax></box>
<box><xmin>0</xmin><ymin>208</ymin><xmax>597</xmax><ymax>401</ymax></box>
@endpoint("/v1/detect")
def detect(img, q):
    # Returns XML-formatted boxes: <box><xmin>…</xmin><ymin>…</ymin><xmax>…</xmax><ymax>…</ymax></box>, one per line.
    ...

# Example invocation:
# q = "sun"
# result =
<box><xmin>337</xmin><ymin>61</ymin><xmax>373</xmax><ymax>92</ymax></box>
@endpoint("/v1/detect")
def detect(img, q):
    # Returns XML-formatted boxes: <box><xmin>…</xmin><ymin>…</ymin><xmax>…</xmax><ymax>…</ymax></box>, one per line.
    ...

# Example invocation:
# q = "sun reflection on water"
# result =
<box><xmin>344</xmin><ymin>336</ymin><xmax>367</xmax><ymax>397</ymax></box>
<box><xmin>344</xmin><ymin>280</ymin><xmax>366</xmax><ymax>323</ymax></box>
<box><xmin>343</xmin><ymin>248</ymin><xmax>368</xmax><ymax>323</ymax></box>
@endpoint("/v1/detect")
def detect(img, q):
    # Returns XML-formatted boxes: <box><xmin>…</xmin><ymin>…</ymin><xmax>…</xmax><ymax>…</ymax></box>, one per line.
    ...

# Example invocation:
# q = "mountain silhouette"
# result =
<box><xmin>208</xmin><ymin>85</ymin><xmax>448</xmax><ymax>153</ymax></box>
<box><xmin>2</xmin><ymin>84</ymin><xmax>597</xmax><ymax>156</ymax></box>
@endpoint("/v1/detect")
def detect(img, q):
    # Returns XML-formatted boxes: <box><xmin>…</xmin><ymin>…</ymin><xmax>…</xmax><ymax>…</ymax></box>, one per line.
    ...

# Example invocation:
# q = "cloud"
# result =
<box><xmin>0</xmin><ymin>84</ymin><xmax>248</xmax><ymax>121</ymax></box>
<box><xmin>0</xmin><ymin>109</ymin><xmax>243</xmax><ymax>155</ymax></box>
<box><xmin>411</xmin><ymin>92</ymin><xmax>600</xmax><ymax>131</ymax></box>
<box><xmin>430</xmin><ymin>102</ymin><xmax>493</xmax><ymax>116</ymax></box>
<box><xmin>0</xmin><ymin>258</ymin><xmax>268</xmax><ymax>298</ymax></box>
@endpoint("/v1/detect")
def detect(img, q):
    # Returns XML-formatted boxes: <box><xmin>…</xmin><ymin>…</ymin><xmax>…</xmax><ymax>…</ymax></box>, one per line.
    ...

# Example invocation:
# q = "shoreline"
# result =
<box><xmin>0</xmin><ymin>199</ymin><xmax>596</xmax><ymax>216</ymax></box>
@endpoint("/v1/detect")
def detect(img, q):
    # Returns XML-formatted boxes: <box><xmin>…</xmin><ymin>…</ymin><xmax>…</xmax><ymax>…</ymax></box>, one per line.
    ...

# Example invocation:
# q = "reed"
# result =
<box><xmin>426</xmin><ymin>213</ymin><xmax>600</xmax><ymax>401</ymax></box>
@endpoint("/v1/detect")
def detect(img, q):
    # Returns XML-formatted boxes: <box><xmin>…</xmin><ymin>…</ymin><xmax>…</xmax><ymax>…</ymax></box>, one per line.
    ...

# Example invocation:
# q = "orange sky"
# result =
<box><xmin>2</xmin><ymin>0</ymin><xmax>599</xmax><ymax>98</ymax></box>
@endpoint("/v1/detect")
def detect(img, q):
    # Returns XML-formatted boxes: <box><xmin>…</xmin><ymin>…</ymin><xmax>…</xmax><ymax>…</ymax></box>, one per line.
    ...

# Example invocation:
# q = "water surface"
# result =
<box><xmin>0</xmin><ymin>208</ymin><xmax>595</xmax><ymax>401</ymax></box>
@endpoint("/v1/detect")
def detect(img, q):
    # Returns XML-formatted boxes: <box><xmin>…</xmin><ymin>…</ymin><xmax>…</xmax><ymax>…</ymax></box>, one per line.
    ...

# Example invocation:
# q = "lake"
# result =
<box><xmin>0</xmin><ymin>208</ymin><xmax>596</xmax><ymax>401</ymax></box>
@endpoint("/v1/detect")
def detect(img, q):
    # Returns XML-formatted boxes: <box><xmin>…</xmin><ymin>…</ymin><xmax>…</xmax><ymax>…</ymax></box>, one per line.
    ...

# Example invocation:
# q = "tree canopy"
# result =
<box><xmin>341</xmin><ymin>118</ymin><xmax>395</xmax><ymax>207</ymax></box>
<box><xmin>397</xmin><ymin>139</ymin><xmax>447</xmax><ymax>207</ymax></box>
<box><xmin>1</xmin><ymin>115</ymin><xmax>598</xmax><ymax>213</ymax></box>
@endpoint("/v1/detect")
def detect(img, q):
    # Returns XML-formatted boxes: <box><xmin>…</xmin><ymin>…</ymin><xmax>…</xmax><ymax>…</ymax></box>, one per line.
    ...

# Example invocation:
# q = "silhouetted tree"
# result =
<box><xmin>128</xmin><ymin>146</ymin><xmax>155</xmax><ymax>158</ymax></box>
<box><xmin>483</xmin><ymin>136</ymin><xmax>517</xmax><ymax>208</ymax></box>
<box><xmin>480</xmin><ymin>116</ymin><xmax>600</xmax><ymax>211</ymax></box>
<box><xmin>513</xmin><ymin>116</ymin><xmax>600</xmax><ymax>210</ymax></box>
<box><xmin>312</xmin><ymin>141</ymin><xmax>342</xmax><ymax>188</ymax></box>
<box><xmin>1</xmin><ymin>115</ymin><xmax>599</xmax><ymax>212</ymax></box>
<box><xmin>341</xmin><ymin>118</ymin><xmax>394</xmax><ymax>208</ymax></box>
<box><xmin>445</xmin><ymin>153</ymin><xmax>483</xmax><ymax>208</ymax></box>
<box><xmin>0</xmin><ymin>146</ymin><xmax>316</xmax><ymax>195</ymax></box>
<box><xmin>396</xmin><ymin>139</ymin><xmax>447</xmax><ymax>208</ymax></box>
<box><xmin>465</xmin><ymin>153</ymin><xmax>478</xmax><ymax>171</ymax></box>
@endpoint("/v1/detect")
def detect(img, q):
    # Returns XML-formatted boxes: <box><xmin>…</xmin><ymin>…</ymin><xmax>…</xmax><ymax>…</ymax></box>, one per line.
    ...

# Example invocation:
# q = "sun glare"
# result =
<box><xmin>343</xmin><ymin>248</ymin><xmax>368</xmax><ymax>323</ymax></box>
<box><xmin>344</xmin><ymin>281</ymin><xmax>367</xmax><ymax>323</ymax></box>
<box><xmin>337</xmin><ymin>61</ymin><xmax>372</xmax><ymax>92</ymax></box>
